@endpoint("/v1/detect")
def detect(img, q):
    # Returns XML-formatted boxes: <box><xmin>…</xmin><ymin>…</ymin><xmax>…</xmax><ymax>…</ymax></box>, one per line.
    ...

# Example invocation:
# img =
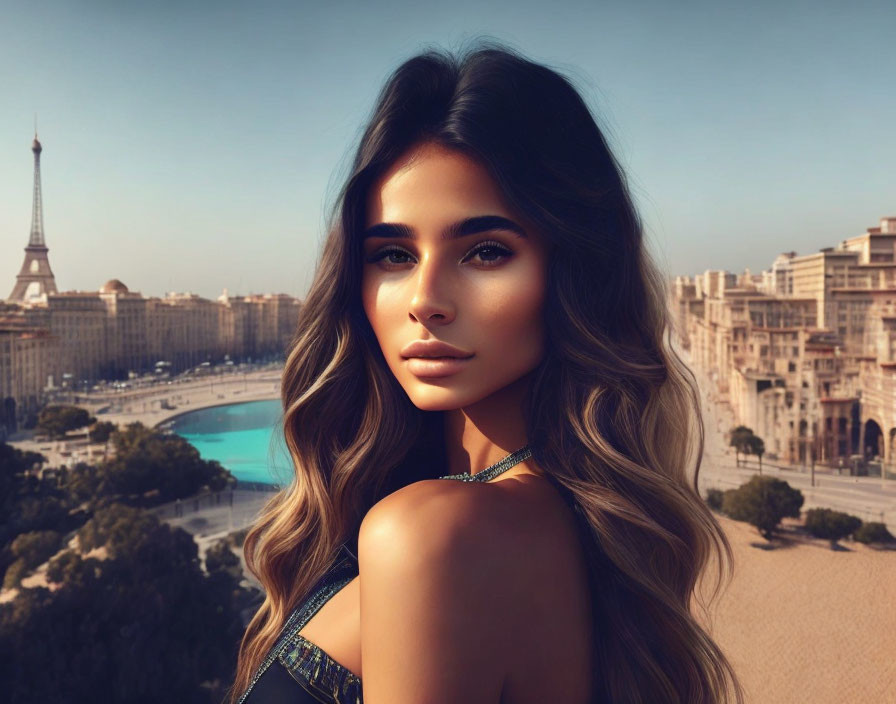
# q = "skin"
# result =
<box><xmin>296</xmin><ymin>142</ymin><xmax>593</xmax><ymax>703</ymax></box>
<box><xmin>360</xmin><ymin>141</ymin><xmax>550</xmax><ymax>478</ymax></box>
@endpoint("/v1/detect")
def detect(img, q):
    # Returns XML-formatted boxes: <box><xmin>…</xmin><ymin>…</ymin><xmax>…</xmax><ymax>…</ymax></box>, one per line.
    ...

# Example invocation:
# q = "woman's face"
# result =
<box><xmin>361</xmin><ymin>142</ymin><xmax>549</xmax><ymax>412</ymax></box>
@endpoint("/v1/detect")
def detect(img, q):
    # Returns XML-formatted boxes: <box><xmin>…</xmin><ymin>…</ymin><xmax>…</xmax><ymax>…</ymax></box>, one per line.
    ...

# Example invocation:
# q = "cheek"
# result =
<box><xmin>361</xmin><ymin>275</ymin><xmax>384</xmax><ymax>333</ymax></box>
<box><xmin>361</xmin><ymin>276</ymin><xmax>402</xmax><ymax>356</ymax></box>
<box><xmin>474</xmin><ymin>275</ymin><xmax>546</xmax><ymax>352</ymax></box>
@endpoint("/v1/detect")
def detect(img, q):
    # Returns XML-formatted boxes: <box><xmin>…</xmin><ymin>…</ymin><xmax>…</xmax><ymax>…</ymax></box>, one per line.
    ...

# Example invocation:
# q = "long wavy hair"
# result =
<box><xmin>231</xmin><ymin>40</ymin><xmax>743</xmax><ymax>704</ymax></box>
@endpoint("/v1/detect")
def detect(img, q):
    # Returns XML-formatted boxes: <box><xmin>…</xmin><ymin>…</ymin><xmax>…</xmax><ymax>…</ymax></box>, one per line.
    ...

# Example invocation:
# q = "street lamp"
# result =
<box><xmin>62</xmin><ymin>372</ymin><xmax>74</xmax><ymax>405</ymax></box>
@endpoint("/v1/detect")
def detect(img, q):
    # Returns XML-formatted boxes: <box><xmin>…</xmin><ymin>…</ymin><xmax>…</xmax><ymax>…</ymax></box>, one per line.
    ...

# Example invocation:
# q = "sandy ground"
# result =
<box><xmin>701</xmin><ymin>515</ymin><xmax>896</xmax><ymax>704</ymax></box>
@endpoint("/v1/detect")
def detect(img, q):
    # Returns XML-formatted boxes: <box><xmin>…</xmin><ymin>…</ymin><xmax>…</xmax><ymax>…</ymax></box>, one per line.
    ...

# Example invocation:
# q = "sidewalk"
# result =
<box><xmin>6</xmin><ymin>368</ymin><xmax>283</xmax><ymax>466</ymax></box>
<box><xmin>149</xmin><ymin>486</ymin><xmax>279</xmax><ymax>539</ymax></box>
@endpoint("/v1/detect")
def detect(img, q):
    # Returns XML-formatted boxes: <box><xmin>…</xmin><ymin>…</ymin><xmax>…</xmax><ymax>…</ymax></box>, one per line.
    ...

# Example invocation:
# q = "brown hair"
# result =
<box><xmin>231</xmin><ymin>39</ymin><xmax>743</xmax><ymax>703</ymax></box>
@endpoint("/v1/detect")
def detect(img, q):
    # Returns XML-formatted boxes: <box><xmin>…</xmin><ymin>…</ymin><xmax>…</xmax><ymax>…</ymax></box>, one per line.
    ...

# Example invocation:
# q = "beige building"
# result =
<box><xmin>0</xmin><ymin>281</ymin><xmax>301</xmax><ymax>431</ymax></box>
<box><xmin>0</xmin><ymin>315</ymin><xmax>59</xmax><ymax>434</ymax></box>
<box><xmin>856</xmin><ymin>289</ymin><xmax>896</xmax><ymax>465</ymax></box>
<box><xmin>675</xmin><ymin>215</ymin><xmax>896</xmax><ymax>474</ymax></box>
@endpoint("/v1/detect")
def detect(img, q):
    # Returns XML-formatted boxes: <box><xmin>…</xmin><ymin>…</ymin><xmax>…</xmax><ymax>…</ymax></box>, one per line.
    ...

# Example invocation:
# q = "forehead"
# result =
<box><xmin>365</xmin><ymin>143</ymin><xmax>514</xmax><ymax>226</ymax></box>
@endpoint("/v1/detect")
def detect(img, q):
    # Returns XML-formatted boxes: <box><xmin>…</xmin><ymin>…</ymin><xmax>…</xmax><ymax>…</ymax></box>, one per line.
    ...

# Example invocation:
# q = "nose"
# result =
<box><xmin>408</xmin><ymin>253</ymin><xmax>455</xmax><ymax>324</ymax></box>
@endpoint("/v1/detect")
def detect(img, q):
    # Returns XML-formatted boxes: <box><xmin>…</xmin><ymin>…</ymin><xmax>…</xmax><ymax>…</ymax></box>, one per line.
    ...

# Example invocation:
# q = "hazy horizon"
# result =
<box><xmin>2</xmin><ymin>0</ymin><xmax>894</xmax><ymax>300</ymax></box>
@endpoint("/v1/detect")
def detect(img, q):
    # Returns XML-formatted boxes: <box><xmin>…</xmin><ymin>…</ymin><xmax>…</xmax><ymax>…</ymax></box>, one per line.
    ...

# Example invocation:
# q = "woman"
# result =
<box><xmin>231</xmin><ymin>41</ymin><xmax>743</xmax><ymax>704</ymax></box>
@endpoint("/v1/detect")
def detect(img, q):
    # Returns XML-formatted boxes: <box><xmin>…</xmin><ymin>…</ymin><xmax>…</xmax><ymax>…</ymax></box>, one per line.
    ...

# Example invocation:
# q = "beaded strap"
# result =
<box><xmin>235</xmin><ymin>554</ymin><xmax>358</xmax><ymax>704</ymax></box>
<box><xmin>437</xmin><ymin>445</ymin><xmax>532</xmax><ymax>482</ymax></box>
<box><xmin>279</xmin><ymin>633</ymin><xmax>363</xmax><ymax>704</ymax></box>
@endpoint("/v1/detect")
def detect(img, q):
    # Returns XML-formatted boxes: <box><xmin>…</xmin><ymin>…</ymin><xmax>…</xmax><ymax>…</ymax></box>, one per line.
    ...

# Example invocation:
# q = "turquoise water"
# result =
<box><xmin>167</xmin><ymin>399</ymin><xmax>292</xmax><ymax>486</ymax></box>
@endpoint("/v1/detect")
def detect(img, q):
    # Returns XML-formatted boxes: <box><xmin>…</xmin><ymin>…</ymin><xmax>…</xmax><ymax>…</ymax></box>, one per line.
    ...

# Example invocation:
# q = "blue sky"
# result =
<box><xmin>1</xmin><ymin>0</ymin><xmax>894</xmax><ymax>299</ymax></box>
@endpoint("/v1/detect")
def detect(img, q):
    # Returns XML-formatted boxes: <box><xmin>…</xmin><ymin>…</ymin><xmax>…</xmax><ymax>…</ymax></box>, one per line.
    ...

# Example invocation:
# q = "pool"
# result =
<box><xmin>166</xmin><ymin>399</ymin><xmax>292</xmax><ymax>486</ymax></box>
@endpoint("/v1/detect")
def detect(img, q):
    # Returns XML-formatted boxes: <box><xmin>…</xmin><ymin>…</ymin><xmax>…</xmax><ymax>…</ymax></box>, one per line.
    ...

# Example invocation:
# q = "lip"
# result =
<box><xmin>400</xmin><ymin>340</ymin><xmax>474</xmax><ymax>359</ymax></box>
<box><xmin>405</xmin><ymin>356</ymin><xmax>474</xmax><ymax>378</ymax></box>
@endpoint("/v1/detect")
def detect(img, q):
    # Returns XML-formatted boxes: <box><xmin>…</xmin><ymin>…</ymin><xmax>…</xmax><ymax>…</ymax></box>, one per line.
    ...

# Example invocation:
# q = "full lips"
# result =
<box><xmin>405</xmin><ymin>356</ymin><xmax>473</xmax><ymax>378</ymax></box>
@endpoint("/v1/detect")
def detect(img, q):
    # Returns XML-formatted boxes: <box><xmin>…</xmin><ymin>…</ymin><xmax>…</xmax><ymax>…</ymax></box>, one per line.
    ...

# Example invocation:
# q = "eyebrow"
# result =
<box><xmin>362</xmin><ymin>214</ymin><xmax>527</xmax><ymax>241</ymax></box>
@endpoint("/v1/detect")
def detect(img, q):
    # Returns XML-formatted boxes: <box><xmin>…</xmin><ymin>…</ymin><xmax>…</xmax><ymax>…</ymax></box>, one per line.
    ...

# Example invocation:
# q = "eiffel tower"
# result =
<box><xmin>8</xmin><ymin>133</ymin><xmax>58</xmax><ymax>301</ymax></box>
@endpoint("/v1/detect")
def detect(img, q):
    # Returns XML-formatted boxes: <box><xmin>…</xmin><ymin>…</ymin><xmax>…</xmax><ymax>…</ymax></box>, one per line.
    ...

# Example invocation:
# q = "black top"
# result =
<box><xmin>241</xmin><ymin>545</ymin><xmax>362</xmax><ymax>704</ymax></box>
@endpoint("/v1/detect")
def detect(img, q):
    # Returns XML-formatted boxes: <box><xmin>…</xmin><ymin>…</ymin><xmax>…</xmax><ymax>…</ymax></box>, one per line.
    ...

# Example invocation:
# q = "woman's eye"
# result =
<box><xmin>365</xmin><ymin>247</ymin><xmax>413</xmax><ymax>266</ymax></box>
<box><xmin>465</xmin><ymin>241</ymin><xmax>512</xmax><ymax>266</ymax></box>
<box><xmin>364</xmin><ymin>240</ymin><xmax>513</xmax><ymax>268</ymax></box>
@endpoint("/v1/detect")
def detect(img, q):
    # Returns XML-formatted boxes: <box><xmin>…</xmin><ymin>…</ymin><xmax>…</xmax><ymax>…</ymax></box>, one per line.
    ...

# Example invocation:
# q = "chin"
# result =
<box><xmin>406</xmin><ymin>393</ymin><xmax>468</xmax><ymax>412</ymax></box>
<box><xmin>402</xmin><ymin>383</ymin><xmax>478</xmax><ymax>412</ymax></box>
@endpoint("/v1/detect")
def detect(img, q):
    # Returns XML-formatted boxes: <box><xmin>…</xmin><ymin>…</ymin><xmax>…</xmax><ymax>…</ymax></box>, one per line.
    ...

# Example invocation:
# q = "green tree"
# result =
<box><xmin>0</xmin><ymin>442</ymin><xmax>46</xmax><ymax>505</ymax></box>
<box><xmin>35</xmin><ymin>405</ymin><xmax>96</xmax><ymax>440</ymax></box>
<box><xmin>2</xmin><ymin>558</ymin><xmax>29</xmax><ymax>590</ymax></box>
<box><xmin>63</xmin><ymin>462</ymin><xmax>102</xmax><ymax>505</ymax></box>
<box><xmin>853</xmin><ymin>521</ymin><xmax>896</xmax><ymax>545</ymax></box>
<box><xmin>45</xmin><ymin>550</ymin><xmax>85</xmax><ymax>584</ymax></box>
<box><xmin>88</xmin><ymin>420</ymin><xmax>117</xmax><ymax>444</ymax></box>
<box><xmin>97</xmin><ymin>423</ymin><xmax>233</xmax><ymax>504</ymax></box>
<box><xmin>205</xmin><ymin>539</ymin><xmax>241</xmax><ymax>579</ymax></box>
<box><xmin>729</xmin><ymin>425</ymin><xmax>753</xmax><ymax>467</ymax></box>
<box><xmin>1</xmin><ymin>446</ymin><xmax>78</xmax><ymax>556</ymax></box>
<box><xmin>805</xmin><ymin>508</ymin><xmax>862</xmax><ymax>549</ymax></box>
<box><xmin>704</xmin><ymin>488</ymin><xmax>724</xmax><ymax>512</ymax></box>
<box><xmin>10</xmin><ymin>530</ymin><xmax>63</xmax><ymax>570</ymax></box>
<box><xmin>1</xmin><ymin>503</ymin><xmax>248</xmax><ymax>703</ymax></box>
<box><xmin>77</xmin><ymin>503</ymin><xmax>173</xmax><ymax>555</ymax></box>
<box><xmin>745</xmin><ymin>434</ymin><xmax>766</xmax><ymax>474</ymax></box>
<box><xmin>722</xmin><ymin>475</ymin><xmax>804</xmax><ymax>540</ymax></box>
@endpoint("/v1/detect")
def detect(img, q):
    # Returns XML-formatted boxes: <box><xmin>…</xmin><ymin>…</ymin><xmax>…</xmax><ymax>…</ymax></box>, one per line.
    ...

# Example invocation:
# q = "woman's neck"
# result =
<box><xmin>443</xmin><ymin>374</ymin><xmax>535</xmax><ymax>477</ymax></box>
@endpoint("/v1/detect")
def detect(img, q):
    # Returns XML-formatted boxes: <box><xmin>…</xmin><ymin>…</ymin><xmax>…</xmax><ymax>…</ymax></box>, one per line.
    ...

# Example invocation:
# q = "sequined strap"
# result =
<box><xmin>278</xmin><ymin>633</ymin><xmax>363</xmax><ymax>704</ymax></box>
<box><xmin>235</xmin><ymin>553</ymin><xmax>358</xmax><ymax>704</ymax></box>
<box><xmin>437</xmin><ymin>445</ymin><xmax>532</xmax><ymax>482</ymax></box>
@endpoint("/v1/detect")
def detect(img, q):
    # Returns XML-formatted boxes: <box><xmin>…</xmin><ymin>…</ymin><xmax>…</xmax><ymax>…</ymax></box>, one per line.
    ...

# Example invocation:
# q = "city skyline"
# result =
<box><xmin>2</xmin><ymin>1</ymin><xmax>895</xmax><ymax>300</ymax></box>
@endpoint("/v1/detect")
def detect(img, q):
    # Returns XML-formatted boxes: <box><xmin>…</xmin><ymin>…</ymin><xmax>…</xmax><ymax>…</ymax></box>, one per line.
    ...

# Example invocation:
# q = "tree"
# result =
<box><xmin>1</xmin><ymin>530</ymin><xmax>63</xmax><ymax>590</ymax></box>
<box><xmin>9</xmin><ymin>530</ymin><xmax>63</xmax><ymax>570</ymax></box>
<box><xmin>89</xmin><ymin>420</ymin><xmax>117</xmax><ymax>444</ymax></box>
<box><xmin>722</xmin><ymin>475</ymin><xmax>804</xmax><ymax>541</ymax></box>
<box><xmin>729</xmin><ymin>425</ymin><xmax>753</xmax><ymax>467</ymax></box>
<box><xmin>728</xmin><ymin>426</ymin><xmax>766</xmax><ymax>472</ymax></box>
<box><xmin>0</xmin><ymin>427</ymin><xmax>252</xmax><ymax>702</ymax></box>
<box><xmin>205</xmin><ymin>539</ymin><xmax>242</xmax><ymax>580</ymax></box>
<box><xmin>1</xmin><ymin>396</ymin><xmax>17</xmax><ymax>435</ymax></box>
<box><xmin>1</xmin><ymin>503</ymin><xmax>248</xmax><ymax>703</ymax></box>
<box><xmin>805</xmin><ymin>508</ymin><xmax>862</xmax><ymax>549</ymax></box>
<box><xmin>1</xmin><ymin>445</ymin><xmax>75</xmax><ymax>556</ymax></box>
<box><xmin>0</xmin><ymin>443</ymin><xmax>46</xmax><ymax>507</ymax></box>
<box><xmin>704</xmin><ymin>488</ymin><xmax>724</xmax><ymax>512</ymax></box>
<box><xmin>853</xmin><ymin>521</ymin><xmax>896</xmax><ymax>545</ymax></box>
<box><xmin>63</xmin><ymin>462</ymin><xmax>102</xmax><ymax>505</ymax></box>
<box><xmin>35</xmin><ymin>405</ymin><xmax>96</xmax><ymax>440</ymax></box>
<box><xmin>745</xmin><ymin>434</ymin><xmax>766</xmax><ymax>474</ymax></box>
<box><xmin>77</xmin><ymin>503</ymin><xmax>178</xmax><ymax>557</ymax></box>
<box><xmin>96</xmin><ymin>423</ymin><xmax>234</xmax><ymax>504</ymax></box>
<box><xmin>2</xmin><ymin>559</ymin><xmax>29</xmax><ymax>590</ymax></box>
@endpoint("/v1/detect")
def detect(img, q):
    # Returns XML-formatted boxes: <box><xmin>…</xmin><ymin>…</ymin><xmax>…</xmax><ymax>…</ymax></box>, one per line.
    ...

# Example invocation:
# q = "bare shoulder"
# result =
<box><xmin>360</xmin><ymin>478</ymin><xmax>508</xmax><ymax>560</ymax></box>
<box><xmin>358</xmin><ymin>476</ymin><xmax>574</xmax><ymax>574</ymax></box>
<box><xmin>357</xmin><ymin>479</ymin><xmax>512</xmax><ymax>702</ymax></box>
<box><xmin>360</xmin><ymin>474</ymin><xmax>584</xmax><ymax>586</ymax></box>
<box><xmin>357</xmin><ymin>476</ymin><xmax>590</xmax><ymax>703</ymax></box>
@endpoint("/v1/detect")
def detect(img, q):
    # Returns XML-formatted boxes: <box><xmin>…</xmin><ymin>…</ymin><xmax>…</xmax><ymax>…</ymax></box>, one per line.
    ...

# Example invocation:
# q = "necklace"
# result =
<box><xmin>438</xmin><ymin>444</ymin><xmax>533</xmax><ymax>483</ymax></box>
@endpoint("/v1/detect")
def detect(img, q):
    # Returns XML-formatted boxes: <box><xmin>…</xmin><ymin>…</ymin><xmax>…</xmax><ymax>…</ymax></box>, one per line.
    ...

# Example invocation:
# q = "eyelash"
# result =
<box><xmin>365</xmin><ymin>240</ymin><xmax>513</xmax><ymax>268</ymax></box>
